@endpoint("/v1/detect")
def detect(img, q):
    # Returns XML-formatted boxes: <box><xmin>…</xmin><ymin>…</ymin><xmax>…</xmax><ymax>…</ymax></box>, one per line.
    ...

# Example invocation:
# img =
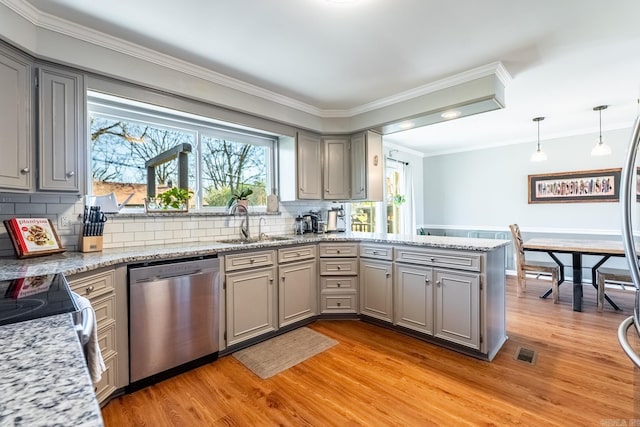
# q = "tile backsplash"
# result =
<box><xmin>0</xmin><ymin>193</ymin><xmax>335</xmax><ymax>257</ymax></box>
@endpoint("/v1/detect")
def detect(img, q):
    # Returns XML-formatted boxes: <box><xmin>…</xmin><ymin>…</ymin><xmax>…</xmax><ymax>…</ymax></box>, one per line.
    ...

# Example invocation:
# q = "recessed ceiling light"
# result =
<box><xmin>441</xmin><ymin>110</ymin><xmax>461</xmax><ymax>120</ymax></box>
<box><xmin>399</xmin><ymin>121</ymin><xmax>415</xmax><ymax>130</ymax></box>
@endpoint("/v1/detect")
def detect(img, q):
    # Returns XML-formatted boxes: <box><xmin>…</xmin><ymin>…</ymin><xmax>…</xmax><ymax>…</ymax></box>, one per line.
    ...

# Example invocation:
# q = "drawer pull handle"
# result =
<box><xmin>85</xmin><ymin>285</ymin><xmax>94</xmax><ymax>294</ymax></box>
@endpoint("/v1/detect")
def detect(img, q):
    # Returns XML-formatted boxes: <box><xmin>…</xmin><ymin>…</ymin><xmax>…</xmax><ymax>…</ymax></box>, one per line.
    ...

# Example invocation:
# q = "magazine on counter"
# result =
<box><xmin>3</xmin><ymin>218</ymin><xmax>65</xmax><ymax>258</ymax></box>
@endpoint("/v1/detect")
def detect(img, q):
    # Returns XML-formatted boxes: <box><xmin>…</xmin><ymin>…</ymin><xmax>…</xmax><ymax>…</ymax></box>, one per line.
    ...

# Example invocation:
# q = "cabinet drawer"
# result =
<box><xmin>395</xmin><ymin>247</ymin><xmax>482</xmax><ymax>272</ymax></box>
<box><xmin>320</xmin><ymin>276</ymin><xmax>358</xmax><ymax>291</ymax></box>
<box><xmin>91</xmin><ymin>293</ymin><xmax>116</xmax><ymax>327</ymax></box>
<box><xmin>224</xmin><ymin>250</ymin><xmax>275</xmax><ymax>272</ymax></box>
<box><xmin>69</xmin><ymin>270</ymin><xmax>115</xmax><ymax>298</ymax></box>
<box><xmin>319</xmin><ymin>259</ymin><xmax>358</xmax><ymax>275</ymax></box>
<box><xmin>321</xmin><ymin>293</ymin><xmax>358</xmax><ymax>313</ymax></box>
<box><xmin>97</xmin><ymin>321</ymin><xmax>117</xmax><ymax>357</ymax></box>
<box><xmin>95</xmin><ymin>352</ymin><xmax>117</xmax><ymax>404</ymax></box>
<box><xmin>360</xmin><ymin>244</ymin><xmax>393</xmax><ymax>260</ymax></box>
<box><xmin>278</xmin><ymin>244</ymin><xmax>317</xmax><ymax>263</ymax></box>
<box><xmin>319</xmin><ymin>242</ymin><xmax>358</xmax><ymax>258</ymax></box>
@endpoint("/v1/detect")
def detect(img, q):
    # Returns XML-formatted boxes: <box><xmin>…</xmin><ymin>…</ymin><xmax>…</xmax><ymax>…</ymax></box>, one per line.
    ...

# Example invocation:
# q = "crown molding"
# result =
<box><xmin>1</xmin><ymin>0</ymin><xmax>510</xmax><ymax>121</ymax></box>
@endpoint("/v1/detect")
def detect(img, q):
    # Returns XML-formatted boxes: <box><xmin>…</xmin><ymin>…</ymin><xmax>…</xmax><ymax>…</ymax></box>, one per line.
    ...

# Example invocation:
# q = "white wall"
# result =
<box><xmin>422</xmin><ymin>127</ymin><xmax>634</xmax><ymax>233</ymax></box>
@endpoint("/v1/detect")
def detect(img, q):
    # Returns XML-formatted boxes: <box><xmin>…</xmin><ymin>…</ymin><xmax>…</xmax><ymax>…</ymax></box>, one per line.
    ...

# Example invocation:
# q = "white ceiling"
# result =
<box><xmin>17</xmin><ymin>0</ymin><xmax>640</xmax><ymax>155</ymax></box>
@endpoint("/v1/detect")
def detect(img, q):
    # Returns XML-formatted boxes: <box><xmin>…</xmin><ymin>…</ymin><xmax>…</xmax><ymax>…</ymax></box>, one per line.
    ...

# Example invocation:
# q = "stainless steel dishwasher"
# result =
<box><xmin>129</xmin><ymin>257</ymin><xmax>220</xmax><ymax>385</ymax></box>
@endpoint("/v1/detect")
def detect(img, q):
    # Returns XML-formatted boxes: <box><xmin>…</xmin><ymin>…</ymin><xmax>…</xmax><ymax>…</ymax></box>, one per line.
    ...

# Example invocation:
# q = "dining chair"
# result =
<box><xmin>509</xmin><ymin>224</ymin><xmax>560</xmax><ymax>303</ymax></box>
<box><xmin>595</xmin><ymin>268</ymin><xmax>632</xmax><ymax>312</ymax></box>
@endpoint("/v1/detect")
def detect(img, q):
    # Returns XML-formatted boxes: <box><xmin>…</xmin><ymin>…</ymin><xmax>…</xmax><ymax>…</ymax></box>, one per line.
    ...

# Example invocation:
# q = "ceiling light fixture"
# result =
<box><xmin>530</xmin><ymin>117</ymin><xmax>547</xmax><ymax>162</ymax></box>
<box><xmin>399</xmin><ymin>121</ymin><xmax>415</xmax><ymax>130</ymax></box>
<box><xmin>591</xmin><ymin>105</ymin><xmax>611</xmax><ymax>156</ymax></box>
<box><xmin>441</xmin><ymin>110</ymin><xmax>462</xmax><ymax>120</ymax></box>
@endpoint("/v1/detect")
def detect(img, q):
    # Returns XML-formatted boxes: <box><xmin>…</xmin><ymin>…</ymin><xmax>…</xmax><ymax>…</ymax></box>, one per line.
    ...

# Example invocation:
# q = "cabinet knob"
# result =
<box><xmin>325</xmin><ymin>189</ymin><xmax>329</xmax><ymax>192</ymax></box>
<box><xmin>299</xmin><ymin>187</ymin><xmax>304</xmax><ymax>191</ymax></box>
<box><xmin>337</xmin><ymin>282</ymin><xmax>341</xmax><ymax>287</ymax></box>
<box><xmin>436</xmin><ymin>280</ymin><xmax>441</xmax><ymax>287</ymax></box>
<box><xmin>85</xmin><ymin>285</ymin><xmax>94</xmax><ymax>294</ymax></box>
<box><xmin>269</xmin><ymin>278</ymin><xmax>273</xmax><ymax>284</ymax></box>
<box><xmin>425</xmin><ymin>278</ymin><xmax>430</xmax><ymax>284</ymax></box>
<box><xmin>250</xmin><ymin>258</ymin><xmax>255</xmax><ymax>264</ymax></box>
<box><xmin>360</xmin><ymin>187</ymin><xmax>364</xmax><ymax>191</ymax></box>
<box><xmin>20</xmin><ymin>167</ymin><xmax>30</xmax><ymax>174</ymax></box>
<box><xmin>336</xmin><ymin>250</ymin><xmax>341</xmax><ymax>254</ymax></box>
<box><xmin>296</xmin><ymin>252</ymin><xmax>301</xmax><ymax>257</ymax></box>
<box><xmin>66</xmin><ymin>171</ymin><xmax>75</xmax><ymax>177</ymax></box>
<box><xmin>386</xmin><ymin>272</ymin><xmax>391</xmax><ymax>278</ymax></box>
<box><xmin>337</xmin><ymin>265</ymin><xmax>342</xmax><ymax>270</ymax></box>
<box><xmin>430</xmin><ymin>257</ymin><xmax>435</xmax><ymax>262</ymax></box>
<box><xmin>337</xmin><ymin>302</ymin><xmax>341</xmax><ymax>307</ymax></box>
<box><xmin>281</xmin><ymin>276</ymin><xmax>285</xmax><ymax>281</ymax></box>
<box><xmin>372</xmin><ymin>251</ymin><xmax>378</xmax><ymax>255</ymax></box>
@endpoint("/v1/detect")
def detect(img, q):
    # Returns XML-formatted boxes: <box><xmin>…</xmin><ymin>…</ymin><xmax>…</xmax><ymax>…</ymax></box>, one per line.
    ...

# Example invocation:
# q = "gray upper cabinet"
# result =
<box><xmin>38</xmin><ymin>65</ymin><xmax>84</xmax><ymax>192</ymax></box>
<box><xmin>350</xmin><ymin>130</ymin><xmax>383</xmax><ymax>201</ymax></box>
<box><xmin>0</xmin><ymin>45</ymin><xmax>33</xmax><ymax>191</ymax></box>
<box><xmin>296</xmin><ymin>131</ymin><xmax>323</xmax><ymax>200</ymax></box>
<box><xmin>322</xmin><ymin>136</ymin><xmax>350</xmax><ymax>200</ymax></box>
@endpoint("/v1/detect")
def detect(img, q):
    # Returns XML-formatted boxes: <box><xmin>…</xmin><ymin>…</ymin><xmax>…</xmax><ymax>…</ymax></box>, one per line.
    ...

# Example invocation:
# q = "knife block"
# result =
<box><xmin>79</xmin><ymin>235</ymin><xmax>103</xmax><ymax>253</ymax></box>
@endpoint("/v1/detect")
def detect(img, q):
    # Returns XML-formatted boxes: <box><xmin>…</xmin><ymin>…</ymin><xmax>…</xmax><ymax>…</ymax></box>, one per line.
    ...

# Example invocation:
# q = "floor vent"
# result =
<box><xmin>514</xmin><ymin>346</ymin><xmax>537</xmax><ymax>365</ymax></box>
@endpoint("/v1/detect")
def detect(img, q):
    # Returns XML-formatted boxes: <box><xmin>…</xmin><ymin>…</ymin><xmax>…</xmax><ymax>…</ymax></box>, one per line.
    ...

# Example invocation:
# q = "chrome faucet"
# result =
<box><xmin>258</xmin><ymin>217</ymin><xmax>267</xmax><ymax>241</ymax></box>
<box><xmin>229</xmin><ymin>203</ymin><xmax>250</xmax><ymax>240</ymax></box>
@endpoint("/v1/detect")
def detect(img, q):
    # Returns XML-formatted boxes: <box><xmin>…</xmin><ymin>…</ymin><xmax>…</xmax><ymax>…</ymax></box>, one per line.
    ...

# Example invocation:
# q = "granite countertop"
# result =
<box><xmin>0</xmin><ymin>232</ymin><xmax>509</xmax><ymax>281</ymax></box>
<box><xmin>0</xmin><ymin>314</ymin><xmax>103</xmax><ymax>427</ymax></box>
<box><xmin>0</xmin><ymin>231</ymin><xmax>508</xmax><ymax>424</ymax></box>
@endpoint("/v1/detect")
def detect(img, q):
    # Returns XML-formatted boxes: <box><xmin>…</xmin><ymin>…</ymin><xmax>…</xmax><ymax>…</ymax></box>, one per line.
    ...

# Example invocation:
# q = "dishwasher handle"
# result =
<box><xmin>134</xmin><ymin>269</ymin><xmax>204</xmax><ymax>283</ymax></box>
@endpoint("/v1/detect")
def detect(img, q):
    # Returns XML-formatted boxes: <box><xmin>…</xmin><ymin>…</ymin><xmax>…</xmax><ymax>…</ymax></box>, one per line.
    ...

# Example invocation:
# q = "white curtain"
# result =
<box><xmin>401</xmin><ymin>161</ymin><xmax>416</xmax><ymax>235</ymax></box>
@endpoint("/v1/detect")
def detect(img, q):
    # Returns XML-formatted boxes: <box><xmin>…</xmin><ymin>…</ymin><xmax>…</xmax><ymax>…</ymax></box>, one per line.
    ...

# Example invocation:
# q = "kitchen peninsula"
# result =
<box><xmin>0</xmin><ymin>232</ymin><xmax>508</xmax><ymax>425</ymax></box>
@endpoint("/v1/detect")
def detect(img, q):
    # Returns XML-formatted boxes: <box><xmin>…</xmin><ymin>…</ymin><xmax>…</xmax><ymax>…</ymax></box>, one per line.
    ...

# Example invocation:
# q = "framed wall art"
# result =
<box><xmin>528</xmin><ymin>168</ymin><xmax>622</xmax><ymax>204</ymax></box>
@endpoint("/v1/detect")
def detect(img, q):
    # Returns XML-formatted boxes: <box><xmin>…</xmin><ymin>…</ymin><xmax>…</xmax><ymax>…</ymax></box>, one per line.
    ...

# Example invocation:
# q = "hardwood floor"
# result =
<box><xmin>102</xmin><ymin>277</ymin><xmax>640</xmax><ymax>426</ymax></box>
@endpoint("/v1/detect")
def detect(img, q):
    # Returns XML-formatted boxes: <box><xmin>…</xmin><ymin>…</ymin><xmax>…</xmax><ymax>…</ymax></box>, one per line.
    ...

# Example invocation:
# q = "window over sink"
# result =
<box><xmin>88</xmin><ymin>92</ymin><xmax>276</xmax><ymax>211</ymax></box>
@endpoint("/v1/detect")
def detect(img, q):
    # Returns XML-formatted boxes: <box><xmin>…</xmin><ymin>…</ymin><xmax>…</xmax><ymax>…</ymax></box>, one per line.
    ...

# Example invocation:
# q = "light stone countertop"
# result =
<box><xmin>0</xmin><ymin>231</ymin><xmax>508</xmax><ymax>425</ymax></box>
<box><xmin>0</xmin><ymin>232</ymin><xmax>509</xmax><ymax>281</ymax></box>
<box><xmin>0</xmin><ymin>314</ymin><xmax>103</xmax><ymax>427</ymax></box>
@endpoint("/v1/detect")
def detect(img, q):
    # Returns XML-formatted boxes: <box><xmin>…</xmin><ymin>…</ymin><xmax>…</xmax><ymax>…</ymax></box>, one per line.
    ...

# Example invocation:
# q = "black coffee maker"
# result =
<box><xmin>302</xmin><ymin>211</ymin><xmax>320</xmax><ymax>233</ymax></box>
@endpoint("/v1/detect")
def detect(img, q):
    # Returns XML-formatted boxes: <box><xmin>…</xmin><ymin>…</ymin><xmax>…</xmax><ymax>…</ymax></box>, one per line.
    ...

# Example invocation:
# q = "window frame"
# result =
<box><xmin>87</xmin><ymin>91</ymin><xmax>278</xmax><ymax>212</ymax></box>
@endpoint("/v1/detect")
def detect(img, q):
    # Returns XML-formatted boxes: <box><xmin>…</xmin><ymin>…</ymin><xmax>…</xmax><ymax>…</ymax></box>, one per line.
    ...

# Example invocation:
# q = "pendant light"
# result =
<box><xmin>530</xmin><ymin>117</ymin><xmax>547</xmax><ymax>162</ymax></box>
<box><xmin>591</xmin><ymin>105</ymin><xmax>611</xmax><ymax>156</ymax></box>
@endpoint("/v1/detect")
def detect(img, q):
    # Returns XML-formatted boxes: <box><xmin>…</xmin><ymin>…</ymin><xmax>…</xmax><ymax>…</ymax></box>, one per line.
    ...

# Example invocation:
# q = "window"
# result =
<box><xmin>88</xmin><ymin>92</ymin><xmax>276</xmax><ymax>210</ymax></box>
<box><xmin>349</xmin><ymin>157</ymin><xmax>414</xmax><ymax>234</ymax></box>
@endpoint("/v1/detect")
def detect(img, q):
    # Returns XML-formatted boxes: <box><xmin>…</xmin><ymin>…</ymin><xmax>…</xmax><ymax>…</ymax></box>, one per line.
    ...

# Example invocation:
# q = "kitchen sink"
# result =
<box><xmin>218</xmin><ymin>236</ymin><xmax>296</xmax><ymax>245</ymax></box>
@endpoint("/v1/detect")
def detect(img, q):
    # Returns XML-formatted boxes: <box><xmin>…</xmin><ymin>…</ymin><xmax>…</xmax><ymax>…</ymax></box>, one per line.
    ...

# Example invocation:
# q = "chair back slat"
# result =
<box><xmin>509</xmin><ymin>224</ymin><xmax>525</xmax><ymax>268</ymax></box>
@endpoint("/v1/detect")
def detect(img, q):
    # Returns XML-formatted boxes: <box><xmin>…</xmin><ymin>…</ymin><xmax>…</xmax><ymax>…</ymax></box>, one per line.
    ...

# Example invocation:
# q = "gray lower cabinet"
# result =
<box><xmin>67</xmin><ymin>266</ymin><xmax>128</xmax><ymax>406</ymax></box>
<box><xmin>359</xmin><ymin>258</ymin><xmax>393</xmax><ymax>323</ymax></box>
<box><xmin>434</xmin><ymin>268</ymin><xmax>480</xmax><ymax>350</ymax></box>
<box><xmin>319</xmin><ymin>242</ymin><xmax>359</xmax><ymax>314</ymax></box>
<box><xmin>225</xmin><ymin>265</ymin><xmax>277</xmax><ymax>346</ymax></box>
<box><xmin>394</xmin><ymin>263</ymin><xmax>434</xmax><ymax>335</ymax></box>
<box><xmin>0</xmin><ymin>44</ymin><xmax>32</xmax><ymax>191</ymax></box>
<box><xmin>37</xmin><ymin>65</ymin><xmax>84</xmax><ymax>192</ymax></box>
<box><xmin>278</xmin><ymin>258</ymin><xmax>317</xmax><ymax>327</ymax></box>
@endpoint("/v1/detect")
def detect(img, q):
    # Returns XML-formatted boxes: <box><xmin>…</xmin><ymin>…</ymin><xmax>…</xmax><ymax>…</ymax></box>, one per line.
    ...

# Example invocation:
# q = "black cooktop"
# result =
<box><xmin>0</xmin><ymin>273</ymin><xmax>77</xmax><ymax>327</ymax></box>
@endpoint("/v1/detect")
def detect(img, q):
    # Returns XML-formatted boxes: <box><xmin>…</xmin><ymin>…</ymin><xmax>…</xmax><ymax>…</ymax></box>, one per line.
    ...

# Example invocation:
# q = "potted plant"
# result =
<box><xmin>393</xmin><ymin>194</ymin><xmax>406</xmax><ymax>206</ymax></box>
<box><xmin>146</xmin><ymin>187</ymin><xmax>193</xmax><ymax>212</ymax></box>
<box><xmin>227</xmin><ymin>187</ymin><xmax>253</xmax><ymax>209</ymax></box>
